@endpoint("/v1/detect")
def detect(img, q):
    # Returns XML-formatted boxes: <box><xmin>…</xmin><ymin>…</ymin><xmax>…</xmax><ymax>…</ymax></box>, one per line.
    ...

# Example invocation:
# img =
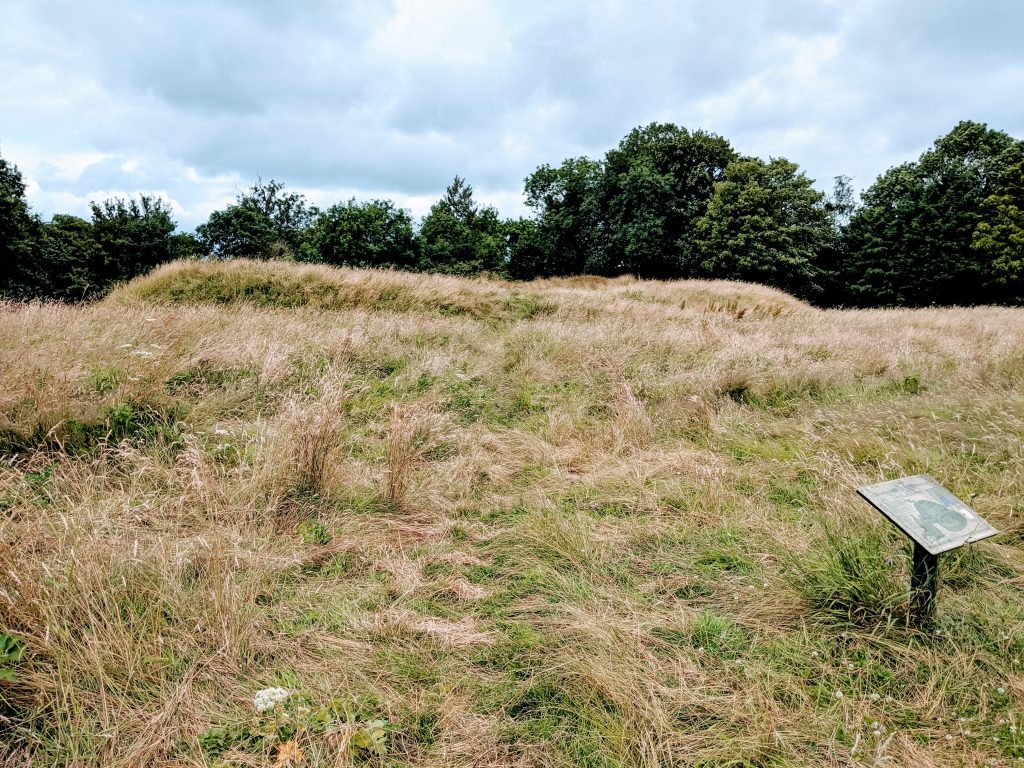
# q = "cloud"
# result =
<box><xmin>2</xmin><ymin>0</ymin><xmax>1022</xmax><ymax>229</ymax></box>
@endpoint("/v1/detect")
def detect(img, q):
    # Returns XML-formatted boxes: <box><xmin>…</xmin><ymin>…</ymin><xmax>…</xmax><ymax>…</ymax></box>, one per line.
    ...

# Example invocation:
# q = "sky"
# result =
<box><xmin>2</xmin><ymin>0</ymin><xmax>1023</xmax><ymax>230</ymax></box>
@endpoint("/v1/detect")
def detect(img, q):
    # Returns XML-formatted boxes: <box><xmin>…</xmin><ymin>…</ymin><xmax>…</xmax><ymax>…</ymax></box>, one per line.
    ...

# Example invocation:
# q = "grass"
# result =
<box><xmin>1</xmin><ymin>258</ymin><xmax>1023</xmax><ymax>766</ymax></box>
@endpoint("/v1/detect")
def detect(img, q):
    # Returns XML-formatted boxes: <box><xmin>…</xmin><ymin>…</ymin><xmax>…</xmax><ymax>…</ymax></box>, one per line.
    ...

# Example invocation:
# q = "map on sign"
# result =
<box><xmin>857</xmin><ymin>474</ymin><xmax>998</xmax><ymax>555</ymax></box>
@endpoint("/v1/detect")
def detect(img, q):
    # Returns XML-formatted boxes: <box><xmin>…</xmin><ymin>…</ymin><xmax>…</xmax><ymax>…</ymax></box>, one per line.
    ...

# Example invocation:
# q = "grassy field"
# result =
<box><xmin>2</xmin><ymin>259</ymin><xmax>1024</xmax><ymax>767</ymax></box>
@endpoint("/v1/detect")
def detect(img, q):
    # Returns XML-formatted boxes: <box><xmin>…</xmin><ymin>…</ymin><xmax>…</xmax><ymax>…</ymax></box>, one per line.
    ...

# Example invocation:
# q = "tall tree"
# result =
<box><xmin>197</xmin><ymin>179</ymin><xmax>317</xmax><ymax>260</ymax></box>
<box><xmin>502</xmin><ymin>217</ymin><xmax>551</xmax><ymax>281</ymax></box>
<box><xmin>36</xmin><ymin>215</ymin><xmax>105</xmax><ymax>300</ymax></box>
<box><xmin>695</xmin><ymin>157</ymin><xmax>834</xmax><ymax>299</ymax></box>
<box><xmin>418</xmin><ymin>176</ymin><xmax>504</xmax><ymax>275</ymax></box>
<box><xmin>89</xmin><ymin>196</ymin><xmax>177</xmax><ymax>285</ymax></box>
<box><xmin>0</xmin><ymin>150</ymin><xmax>41</xmax><ymax>299</ymax></box>
<box><xmin>600</xmin><ymin>123</ymin><xmax>736</xmax><ymax>278</ymax></box>
<box><xmin>841</xmin><ymin>121</ymin><xmax>1023</xmax><ymax>306</ymax></box>
<box><xmin>971</xmin><ymin>152</ymin><xmax>1024</xmax><ymax>302</ymax></box>
<box><xmin>522</xmin><ymin>157</ymin><xmax>603</xmax><ymax>278</ymax></box>
<box><xmin>303</xmin><ymin>198</ymin><xmax>418</xmax><ymax>269</ymax></box>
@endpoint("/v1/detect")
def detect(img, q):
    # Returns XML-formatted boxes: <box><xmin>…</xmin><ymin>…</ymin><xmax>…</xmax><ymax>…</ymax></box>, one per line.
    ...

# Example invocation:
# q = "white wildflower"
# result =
<box><xmin>834</xmin><ymin>690</ymin><xmax>843</xmax><ymax>699</ymax></box>
<box><xmin>869</xmin><ymin>693</ymin><xmax>880</xmax><ymax>701</ymax></box>
<box><xmin>998</xmin><ymin>686</ymin><xmax>1006</xmax><ymax>694</ymax></box>
<box><xmin>873</xmin><ymin>729</ymin><xmax>882</xmax><ymax>737</ymax></box>
<box><xmin>254</xmin><ymin>687</ymin><xmax>290</xmax><ymax>713</ymax></box>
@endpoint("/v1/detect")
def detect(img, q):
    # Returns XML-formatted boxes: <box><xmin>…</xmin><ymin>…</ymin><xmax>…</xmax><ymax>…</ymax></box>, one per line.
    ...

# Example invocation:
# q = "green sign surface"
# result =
<box><xmin>857</xmin><ymin>474</ymin><xmax>998</xmax><ymax>554</ymax></box>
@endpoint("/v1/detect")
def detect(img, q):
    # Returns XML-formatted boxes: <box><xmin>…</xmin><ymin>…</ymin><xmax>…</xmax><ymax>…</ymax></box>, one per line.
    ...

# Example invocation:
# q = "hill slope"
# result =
<box><xmin>2</xmin><ymin>260</ymin><xmax>1024</xmax><ymax>767</ymax></box>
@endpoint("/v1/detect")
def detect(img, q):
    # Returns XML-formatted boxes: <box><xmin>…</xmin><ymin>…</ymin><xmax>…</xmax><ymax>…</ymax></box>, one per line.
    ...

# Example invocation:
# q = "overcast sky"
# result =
<box><xmin>2</xmin><ymin>0</ymin><xmax>1022</xmax><ymax>229</ymax></box>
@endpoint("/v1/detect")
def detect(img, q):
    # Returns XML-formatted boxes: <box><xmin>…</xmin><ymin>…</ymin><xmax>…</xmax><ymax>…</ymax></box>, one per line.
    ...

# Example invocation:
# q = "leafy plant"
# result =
<box><xmin>0</xmin><ymin>633</ymin><xmax>25</xmax><ymax>682</ymax></box>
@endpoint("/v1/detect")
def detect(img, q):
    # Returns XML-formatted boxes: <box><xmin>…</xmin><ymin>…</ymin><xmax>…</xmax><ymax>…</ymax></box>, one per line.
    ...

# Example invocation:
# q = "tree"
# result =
<box><xmin>502</xmin><ymin>217</ymin><xmax>551</xmax><ymax>281</ymax></box>
<box><xmin>600</xmin><ymin>123</ymin><xmax>736</xmax><ymax>278</ymax></box>
<box><xmin>0</xmin><ymin>150</ymin><xmax>41</xmax><ymax>299</ymax></box>
<box><xmin>695</xmin><ymin>157</ymin><xmax>834</xmax><ymax>299</ymax></box>
<box><xmin>841</xmin><ymin>121</ymin><xmax>1023</xmax><ymax>306</ymax></box>
<box><xmin>89</xmin><ymin>196</ymin><xmax>177</xmax><ymax>285</ymax></box>
<box><xmin>37</xmin><ymin>215</ymin><xmax>105</xmax><ymax>300</ymax></box>
<box><xmin>522</xmin><ymin>157</ymin><xmax>603</xmax><ymax>278</ymax></box>
<box><xmin>303</xmin><ymin>198</ymin><xmax>418</xmax><ymax>269</ymax></box>
<box><xmin>197</xmin><ymin>179</ymin><xmax>317</xmax><ymax>260</ymax></box>
<box><xmin>418</xmin><ymin>177</ymin><xmax>504</xmax><ymax>275</ymax></box>
<box><xmin>972</xmin><ymin>153</ymin><xmax>1024</xmax><ymax>302</ymax></box>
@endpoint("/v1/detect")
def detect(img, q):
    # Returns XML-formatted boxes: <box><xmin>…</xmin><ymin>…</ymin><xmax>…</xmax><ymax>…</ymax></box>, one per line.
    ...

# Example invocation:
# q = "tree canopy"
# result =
<box><xmin>696</xmin><ymin>157</ymin><xmax>834</xmax><ymax>300</ymax></box>
<box><xmin>303</xmin><ymin>198</ymin><xmax>418</xmax><ymax>270</ymax></box>
<box><xmin>197</xmin><ymin>179</ymin><xmax>317</xmax><ymax>260</ymax></box>
<box><xmin>4</xmin><ymin>120</ymin><xmax>1024</xmax><ymax>307</ymax></box>
<box><xmin>841</xmin><ymin>121</ymin><xmax>1024</xmax><ymax>306</ymax></box>
<box><xmin>418</xmin><ymin>176</ymin><xmax>504</xmax><ymax>275</ymax></box>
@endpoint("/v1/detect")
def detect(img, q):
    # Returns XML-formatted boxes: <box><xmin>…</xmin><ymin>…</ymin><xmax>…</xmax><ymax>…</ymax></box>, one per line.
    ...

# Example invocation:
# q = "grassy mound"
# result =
<box><xmin>111</xmin><ymin>258</ymin><xmax>810</xmax><ymax>321</ymax></box>
<box><xmin>1</xmin><ymin>265</ymin><xmax>1024</xmax><ymax>766</ymax></box>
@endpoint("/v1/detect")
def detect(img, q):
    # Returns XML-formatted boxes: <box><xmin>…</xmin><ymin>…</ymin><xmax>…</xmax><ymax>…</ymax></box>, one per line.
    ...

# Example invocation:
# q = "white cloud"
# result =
<box><xmin>1</xmin><ymin>0</ymin><xmax>1021</xmax><ymax>228</ymax></box>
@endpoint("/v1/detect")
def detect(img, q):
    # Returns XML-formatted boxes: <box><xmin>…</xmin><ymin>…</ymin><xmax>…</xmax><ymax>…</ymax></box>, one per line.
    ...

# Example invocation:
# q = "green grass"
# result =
<box><xmin>0</xmin><ymin>259</ymin><xmax>1023</xmax><ymax>766</ymax></box>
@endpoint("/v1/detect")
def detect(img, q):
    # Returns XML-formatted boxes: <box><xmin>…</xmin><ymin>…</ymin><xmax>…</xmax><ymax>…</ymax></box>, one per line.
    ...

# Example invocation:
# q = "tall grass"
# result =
<box><xmin>1</xmin><ymin>260</ymin><xmax>1023</xmax><ymax>766</ymax></box>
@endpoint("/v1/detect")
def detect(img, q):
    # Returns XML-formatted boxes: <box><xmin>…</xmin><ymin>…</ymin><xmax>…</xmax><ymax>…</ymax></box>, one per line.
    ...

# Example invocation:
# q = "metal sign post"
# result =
<box><xmin>857</xmin><ymin>474</ymin><xmax>998</xmax><ymax>628</ymax></box>
<box><xmin>910</xmin><ymin>542</ymin><xmax>938</xmax><ymax>625</ymax></box>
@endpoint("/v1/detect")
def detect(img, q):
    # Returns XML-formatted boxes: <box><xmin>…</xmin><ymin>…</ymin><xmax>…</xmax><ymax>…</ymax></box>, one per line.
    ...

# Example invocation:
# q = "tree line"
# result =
<box><xmin>2</xmin><ymin>119</ymin><xmax>1022</xmax><ymax>306</ymax></box>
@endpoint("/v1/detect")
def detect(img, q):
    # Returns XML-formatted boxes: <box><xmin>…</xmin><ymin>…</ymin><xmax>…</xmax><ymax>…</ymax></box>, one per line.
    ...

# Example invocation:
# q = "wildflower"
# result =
<box><xmin>958</xmin><ymin>717</ymin><xmax>966</xmax><ymax>723</ymax></box>
<box><xmin>834</xmin><ymin>690</ymin><xmax>843</xmax><ymax>699</ymax></box>
<box><xmin>945</xmin><ymin>734</ymin><xmax>953</xmax><ymax>741</ymax></box>
<box><xmin>254</xmin><ymin>687</ymin><xmax>290</xmax><ymax>713</ymax></box>
<box><xmin>811</xmin><ymin>650</ymin><xmax>819</xmax><ymax>657</ymax></box>
<box><xmin>847</xmin><ymin>663</ymin><xmax>855</xmax><ymax>670</ymax></box>
<box><xmin>998</xmin><ymin>686</ymin><xmax>1006</xmax><ymax>694</ymax></box>
<box><xmin>964</xmin><ymin>729</ymin><xmax>972</xmax><ymax>737</ymax></box>
<box><xmin>873</xmin><ymin>729</ymin><xmax>882</xmax><ymax>737</ymax></box>
<box><xmin>869</xmin><ymin>693</ymin><xmax>880</xmax><ymax>701</ymax></box>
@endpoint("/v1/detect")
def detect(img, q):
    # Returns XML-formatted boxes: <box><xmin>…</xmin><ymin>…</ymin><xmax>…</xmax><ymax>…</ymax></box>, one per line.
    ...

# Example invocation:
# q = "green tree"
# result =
<box><xmin>601</xmin><ymin>123</ymin><xmax>736</xmax><ymax>278</ymax></box>
<box><xmin>197</xmin><ymin>179</ymin><xmax>317</xmax><ymax>260</ymax></box>
<box><xmin>972</xmin><ymin>154</ymin><xmax>1024</xmax><ymax>301</ymax></box>
<box><xmin>695</xmin><ymin>157</ymin><xmax>833</xmax><ymax>299</ymax></box>
<box><xmin>502</xmin><ymin>217</ymin><xmax>550</xmax><ymax>281</ymax></box>
<box><xmin>0</xmin><ymin>151</ymin><xmax>42</xmax><ymax>299</ymax></box>
<box><xmin>89</xmin><ymin>196</ymin><xmax>177</xmax><ymax>285</ymax></box>
<box><xmin>418</xmin><ymin>176</ymin><xmax>504</xmax><ymax>275</ymax></box>
<box><xmin>37</xmin><ymin>215</ymin><xmax>105</xmax><ymax>300</ymax></box>
<box><xmin>303</xmin><ymin>198</ymin><xmax>418</xmax><ymax>269</ymax></box>
<box><xmin>522</xmin><ymin>157</ymin><xmax>603</xmax><ymax>277</ymax></box>
<box><xmin>842</xmin><ymin>121</ymin><xmax>1023</xmax><ymax>306</ymax></box>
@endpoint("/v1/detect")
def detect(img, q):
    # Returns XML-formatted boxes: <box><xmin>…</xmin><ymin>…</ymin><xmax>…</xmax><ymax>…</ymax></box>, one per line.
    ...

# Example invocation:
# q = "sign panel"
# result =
<box><xmin>857</xmin><ymin>474</ymin><xmax>998</xmax><ymax>555</ymax></box>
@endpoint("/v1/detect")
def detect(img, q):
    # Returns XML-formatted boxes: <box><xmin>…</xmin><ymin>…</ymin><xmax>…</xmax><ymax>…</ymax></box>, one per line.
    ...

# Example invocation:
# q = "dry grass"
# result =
<box><xmin>1</xmin><ymin>259</ymin><xmax>1023</xmax><ymax>766</ymax></box>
